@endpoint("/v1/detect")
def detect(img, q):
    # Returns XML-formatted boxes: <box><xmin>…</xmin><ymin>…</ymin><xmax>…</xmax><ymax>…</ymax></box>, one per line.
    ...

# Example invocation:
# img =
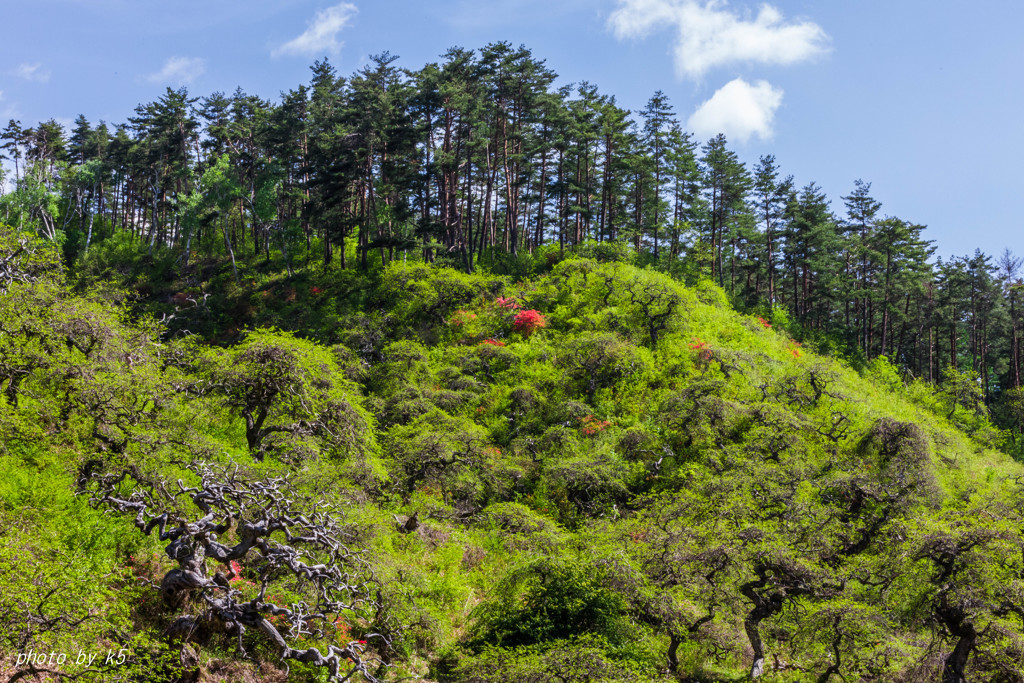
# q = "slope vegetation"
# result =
<box><xmin>2</xmin><ymin>229</ymin><xmax>1022</xmax><ymax>682</ymax></box>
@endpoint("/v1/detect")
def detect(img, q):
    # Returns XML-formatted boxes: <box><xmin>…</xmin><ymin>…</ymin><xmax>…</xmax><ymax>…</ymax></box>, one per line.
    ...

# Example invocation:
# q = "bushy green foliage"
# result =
<box><xmin>468</xmin><ymin>557</ymin><xmax>631</xmax><ymax>649</ymax></box>
<box><xmin>377</xmin><ymin>263</ymin><xmax>504</xmax><ymax>343</ymax></box>
<box><xmin>7</xmin><ymin>235</ymin><xmax>1024</xmax><ymax>682</ymax></box>
<box><xmin>0</xmin><ymin>445</ymin><xmax>177</xmax><ymax>680</ymax></box>
<box><xmin>202</xmin><ymin>328</ymin><xmax>377</xmax><ymax>463</ymax></box>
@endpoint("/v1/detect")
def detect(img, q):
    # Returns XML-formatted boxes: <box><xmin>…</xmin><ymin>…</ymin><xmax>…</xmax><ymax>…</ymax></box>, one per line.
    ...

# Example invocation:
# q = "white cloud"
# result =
<box><xmin>272</xmin><ymin>3</ymin><xmax>357</xmax><ymax>58</ymax></box>
<box><xmin>13</xmin><ymin>62</ymin><xmax>51</xmax><ymax>83</ymax></box>
<box><xmin>687</xmin><ymin>77</ymin><xmax>783</xmax><ymax>143</ymax></box>
<box><xmin>608</xmin><ymin>0</ymin><xmax>828</xmax><ymax>79</ymax></box>
<box><xmin>146</xmin><ymin>57</ymin><xmax>206</xmax><ymax>86</ymax></box>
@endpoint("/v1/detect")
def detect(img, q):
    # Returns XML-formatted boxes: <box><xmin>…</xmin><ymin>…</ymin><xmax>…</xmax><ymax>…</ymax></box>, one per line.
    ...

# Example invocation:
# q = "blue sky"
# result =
<box><xmin>1</xmin><ymin>0</ymin><xmax>1021</xmax><ymax>259</ymax></box>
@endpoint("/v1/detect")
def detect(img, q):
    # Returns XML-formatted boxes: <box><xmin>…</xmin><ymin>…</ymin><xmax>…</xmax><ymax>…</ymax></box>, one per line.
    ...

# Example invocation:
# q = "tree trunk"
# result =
<box><xmin>941</xmin><ymin>625</ymin><xmax>976</xmax><ymax>683</ymax></box>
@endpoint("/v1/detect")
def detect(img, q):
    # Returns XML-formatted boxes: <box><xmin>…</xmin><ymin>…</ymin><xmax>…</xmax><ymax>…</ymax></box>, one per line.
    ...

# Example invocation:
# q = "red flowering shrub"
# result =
<box><xmin>335</xmin><ymin>616</ymin><xmax>351</xmax><ymax>642</ymax></box>
<box><xmin>756</xmin><ymin>316</ymin><xmax>771</xmax><ymax>329</ymax></box>
<box><xmin>512</xmin><ymin>310</ymin><xmax>546</xmax><ymax>337</ymax></box>
<box><xmin>581</xmin><ymin>415</ymin><xmax>611</xmax><ymax>436</ymax></box>
<box><xmin>689</xmin><ymin>337</ymin><xmax>712</xmax><ymax>361</ymax></box>
<box><xmin>480</xmin><ymin>339</ymin><xmax>506</xmax><ymax>347</ymax></box>
<box><xmin>789</xmin><ymin>340</ymin><xmax>803</xmax><ymax>358</ymax></box>
<box><xmin>495</xmin><ymin>296</ymin><xmax>521</xmax><ymax>310</ymax></box>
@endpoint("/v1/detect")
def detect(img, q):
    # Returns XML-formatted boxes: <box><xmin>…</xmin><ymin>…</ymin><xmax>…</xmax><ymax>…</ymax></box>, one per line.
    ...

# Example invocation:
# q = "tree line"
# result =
<box><xmin>2</xmin><ymin>43</ymin><xmax>1022</xmax><ymax>448</ymax></box>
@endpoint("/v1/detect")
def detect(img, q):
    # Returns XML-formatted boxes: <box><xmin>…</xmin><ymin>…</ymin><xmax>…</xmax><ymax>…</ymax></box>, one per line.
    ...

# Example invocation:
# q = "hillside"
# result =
<box><xmin>2</xmin><ymin>226</ymin><xmax>1024</xmax><ymax>683</ymax></box>
<box><xmin>5</xmin><ymin>46</ymin><xmax>1024</xmax><ymax>448</ymax></box>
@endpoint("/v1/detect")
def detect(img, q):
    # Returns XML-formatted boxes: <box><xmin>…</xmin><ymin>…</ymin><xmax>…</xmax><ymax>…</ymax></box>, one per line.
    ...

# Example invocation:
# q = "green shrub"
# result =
<box><xmin>468</xmin><ymin>557</ymin><xmax>630</xmax><ymax>649</ymax></box>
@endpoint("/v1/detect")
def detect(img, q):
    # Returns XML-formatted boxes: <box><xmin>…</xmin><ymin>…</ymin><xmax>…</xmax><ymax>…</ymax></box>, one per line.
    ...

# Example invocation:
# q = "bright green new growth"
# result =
<box><xmin>1</xmin><ymin>223</ymin><xmax>1023</xmax><ymax>682</ymax></box>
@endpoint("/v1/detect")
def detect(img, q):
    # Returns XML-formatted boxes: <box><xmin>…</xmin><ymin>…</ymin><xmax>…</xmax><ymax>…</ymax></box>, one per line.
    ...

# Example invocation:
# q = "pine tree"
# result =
<box><xmin>752</xmin><ymin>155</ymin><xmax>792</xmax><ymax>305</ymax></box>
<box><xmin>870</xmin><ymin>217</ymin><xmax>933</xmax><ymax>360</ymax></box>
<box><xmin>1</xmin><ymin>120</ymin><xmax>25</xmax><ymax>184</ymax></box>
<box><xmin>781</xmin><ymin>182</ymin><xmax>842</xmax><ymax>327</ymax></box>
<box><xmin>128</xmin><ymin>88</ymin><xmax>199</xmax><ymax>253</ymax></box>
<box><xmin>842</xmin><ymin>179</ymin><xmax>883</xmax><ymax>353</ymax></box>
<box><xmin>304</xmin><ymin>58</ymin><xmax>348</xmax><ymax>265</ymax></box>
<box><xmin>700</xmin><ymin>134</ymin><xmax>751</xmax><ymax>289</ymax></box>
<box><xmin>639</xmin><ymin>91</ymin><xmax>675</xmax><ymax>258</ymax></box>
<box><xmin>346</xmin><ymin>51</ymin><xmax>418</xmax><ymax>267</ymax></box>
<box><xmin>664</xmin><ymin>125</ymin><xmax>700</xmax><ymax>263</ymax></box>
